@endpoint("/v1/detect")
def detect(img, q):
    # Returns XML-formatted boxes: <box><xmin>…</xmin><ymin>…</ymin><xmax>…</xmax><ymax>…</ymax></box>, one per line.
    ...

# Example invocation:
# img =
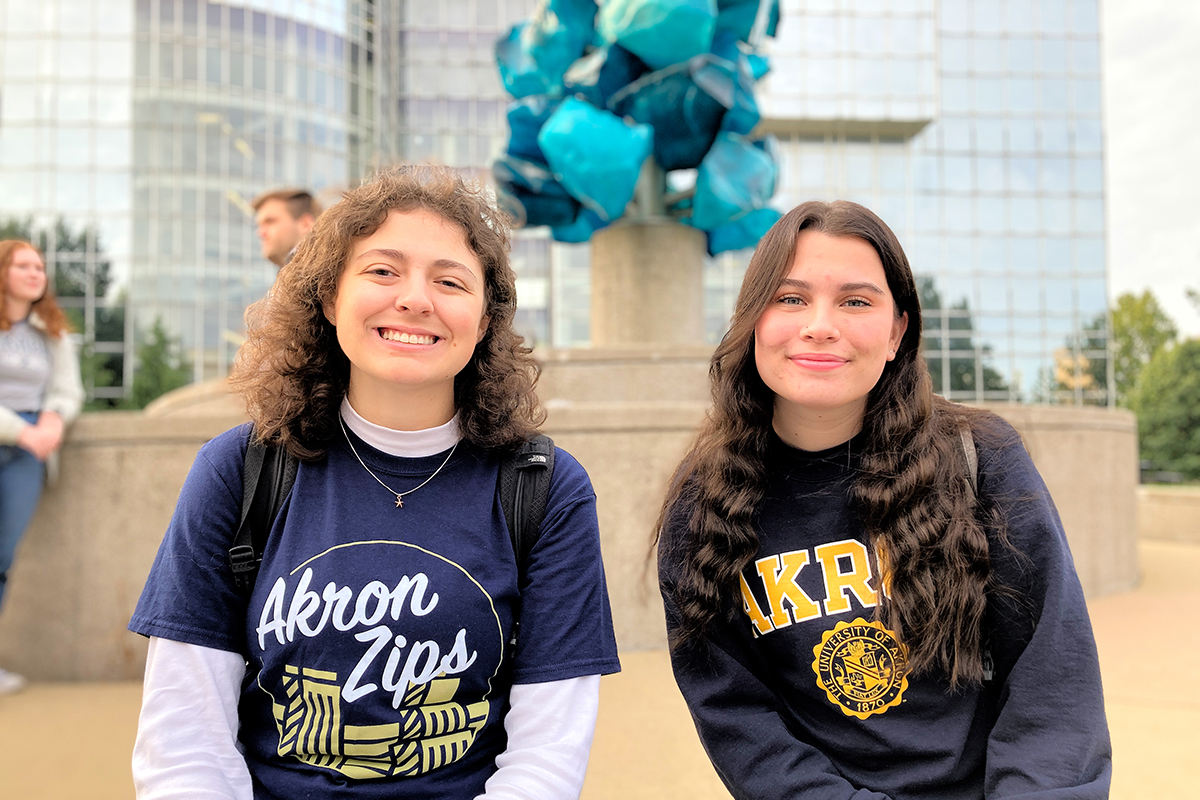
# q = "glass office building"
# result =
<box><xmin>751</xmin><ymin>0</ymin><xmax>1109</xmax><ymax>404</ymax></box>
<box><xmin>0</xmin><ymin>0</ymin><xmax>383</xmax><ymax>398</ymax></box>
<box><xmin>393</xmin><ymin>0</ymin><xmax>1112</xmax><ymax>405</ymax></box>
<box><xmin>0</xmin><ymin>0</ymin><xmax>1109</xmax><ymax>405</ymax></box>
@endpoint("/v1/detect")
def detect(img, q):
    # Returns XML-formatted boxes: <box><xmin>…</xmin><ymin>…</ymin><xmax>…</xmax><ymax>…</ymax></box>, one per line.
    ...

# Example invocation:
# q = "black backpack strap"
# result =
<box><xmin>229</xmin><ymin>436</ymin><xmax>299</xmax><ymax>594</ymax></box>
<box><xmin>502</xmin><ymin>434</ymin><xmax>556</xmax><ymax>571</ymax></box>
<box><xmin>499</xmin><ymin>434</ymin><xmax>555</xmax><ymax>649</ymax></box>
<box><xmin>958</xmin><ymin>423</ymin><xmax>979</xmax><ymax>500</ymax></box>
<box><xmin>957</xmin><ymin>422</ymin><xmax>996</xmax><ymax>680</ymax></box>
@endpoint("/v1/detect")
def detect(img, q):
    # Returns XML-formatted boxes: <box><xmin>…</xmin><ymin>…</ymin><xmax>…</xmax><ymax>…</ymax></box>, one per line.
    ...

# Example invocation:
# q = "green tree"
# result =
<box><xmin>1110</xmin><ymin>290</ymin><xmax>1177</xmax><ymax>407</ymax></box>
<box><xmin>1049</xmin><ymin>312</ymin><xmax>1110</xmax><ymax>405</ymax></box>
<box><xmin>918</xmin><ymin>277</ymin><xmax>1009</xmax><ymax>397</ymax></box>
<box><xmin>0</xmin><ymin>217</ymin><xmax>114</xmax><ymax>299</ymax></box>
<box><xmin>128</xmin><ymin>317</ymin><xmax>191</xmax><ymax>409</ymax></box>
<box><xmin>1131</xmin><ymin>338</ymin><xmax>1200</xmax><ymax>480</ymax></box>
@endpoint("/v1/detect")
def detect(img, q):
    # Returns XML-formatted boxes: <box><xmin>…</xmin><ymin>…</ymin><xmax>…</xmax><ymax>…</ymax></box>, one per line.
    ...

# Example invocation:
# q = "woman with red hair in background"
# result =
<box><xmin>0</xmin><ymin>239</ymin><xmax>83</xmax><ymax>694</ymax></box>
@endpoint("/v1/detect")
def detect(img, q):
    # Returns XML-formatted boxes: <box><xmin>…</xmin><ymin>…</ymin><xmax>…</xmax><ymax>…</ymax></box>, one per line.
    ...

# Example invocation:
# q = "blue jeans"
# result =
<box><xmin>0</xmin><ymin>412</ymin><xmax>45</xmax><ymax>612</ymax></box>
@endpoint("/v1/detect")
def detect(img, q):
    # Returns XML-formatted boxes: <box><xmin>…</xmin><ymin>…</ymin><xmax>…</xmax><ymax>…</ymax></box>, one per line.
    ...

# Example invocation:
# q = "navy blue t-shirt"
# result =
<box><xmin>131</xmin><ymin>424</ymin><xmax>620</xmax><ymax>799</ymax></box>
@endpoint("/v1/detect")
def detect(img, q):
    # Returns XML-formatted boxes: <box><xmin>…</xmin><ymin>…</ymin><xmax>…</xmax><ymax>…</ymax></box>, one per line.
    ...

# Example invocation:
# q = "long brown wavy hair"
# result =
<box><xmin>0</xmin><ymin>240</ymin><xmax>70</xmax><ymax>338</ymax></box>
<box><xmin>657</xmin><ymin>201</ymin><xmax>1007</xmax><ymax>689</ymax></box>
<box><xmin>230</xmin><ymin>166</ymin><xmax>544</xmax><ymax>460</ymax></box>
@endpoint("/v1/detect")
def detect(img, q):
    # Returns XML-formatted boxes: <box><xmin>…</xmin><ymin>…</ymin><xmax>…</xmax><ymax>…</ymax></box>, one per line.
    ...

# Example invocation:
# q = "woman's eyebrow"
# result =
<box><xmin>354</xmin><ymin>248</ymin><xmax>476</xmax><ymax>276</ymax></box>
<box><xmin>840</xmin><ymin>281</ymin><xmax>887</xmax><ymax>294</ymax></box>
<box><xmin>778</xmin><ymin>278</ymin><xmax>887</xmax><ymax>294</ymax></box>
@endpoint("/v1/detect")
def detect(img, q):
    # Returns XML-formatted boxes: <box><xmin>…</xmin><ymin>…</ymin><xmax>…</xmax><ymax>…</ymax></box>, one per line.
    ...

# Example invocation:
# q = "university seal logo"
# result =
<box><xmin>812</xmin><ymin>618</ymin><xmax>909</xmax><ymax>720</ymax></box>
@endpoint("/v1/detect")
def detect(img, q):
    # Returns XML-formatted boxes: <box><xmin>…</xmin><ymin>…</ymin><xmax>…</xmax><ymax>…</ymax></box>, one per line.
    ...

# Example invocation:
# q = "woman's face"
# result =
<box><xmin>6</xmin><ymin>247</ymin><xmax>47</xmax><ymax>308</ymax></box>
<box><xmin>754</xmin><ymin>230</ymin><xmax>908</xmax><ymax>432</ymax></box>
<box><xmin>325</xmin><ymin>209</ymin><xmax>489</xmax><ymax>416</ymax></box>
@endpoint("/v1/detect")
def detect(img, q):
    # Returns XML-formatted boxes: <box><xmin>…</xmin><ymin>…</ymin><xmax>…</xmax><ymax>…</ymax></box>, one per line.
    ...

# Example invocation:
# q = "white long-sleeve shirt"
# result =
<box><xmin>134</xmin><ymin>638</ymin><xmax>600</xmax><ymax>799</ymax></box>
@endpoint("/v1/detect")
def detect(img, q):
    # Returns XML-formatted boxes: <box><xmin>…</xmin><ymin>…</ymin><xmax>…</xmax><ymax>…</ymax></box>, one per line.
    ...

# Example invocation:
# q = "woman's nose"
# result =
<box><xmin>395</xmin><ymin>277</ymin><xmax>434</xmax><ymax>314</ymax></box>
<box><xmin>801</xmin><ymin>304</ymin><xmax>839</xmax><ymax>340</ymax></box>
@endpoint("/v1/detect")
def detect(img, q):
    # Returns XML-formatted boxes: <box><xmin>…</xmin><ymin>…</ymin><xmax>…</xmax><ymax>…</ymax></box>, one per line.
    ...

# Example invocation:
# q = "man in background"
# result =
<box><xmin>252</xmin><ymin>188</ymin><xmax>321</xmax><ymax>268</ymax></box>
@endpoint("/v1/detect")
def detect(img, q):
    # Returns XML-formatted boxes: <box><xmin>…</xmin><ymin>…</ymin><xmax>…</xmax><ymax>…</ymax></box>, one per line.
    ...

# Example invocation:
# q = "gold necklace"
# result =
<box><xmin>339</xmin><ymin>415</ymin><xmax>458</xmax><ymax>508</ymax></box>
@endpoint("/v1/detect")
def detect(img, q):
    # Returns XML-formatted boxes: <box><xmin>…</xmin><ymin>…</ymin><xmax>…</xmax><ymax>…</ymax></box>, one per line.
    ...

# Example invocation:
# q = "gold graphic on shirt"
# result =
<box><xmin>272</xmin><ymin>665</ymin><xmax>490</xmax><ymax>779</ymax></box>
<box><xmin>812</xmin><ymin>618</ymin><xmax>908</xmax><ymax>720</ymax></box>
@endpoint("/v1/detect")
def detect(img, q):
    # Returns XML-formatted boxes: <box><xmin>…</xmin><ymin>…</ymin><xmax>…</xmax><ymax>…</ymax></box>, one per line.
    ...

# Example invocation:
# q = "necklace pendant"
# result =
<box><xmin>395</xmin><ymin>495</ymin><xmax>404</xmax><ymax>509</ymax></box>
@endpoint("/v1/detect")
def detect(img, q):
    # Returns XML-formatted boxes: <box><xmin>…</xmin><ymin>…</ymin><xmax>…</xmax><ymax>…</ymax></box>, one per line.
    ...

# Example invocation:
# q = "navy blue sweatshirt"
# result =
<box><xmin>659</xmin><ymin>418</ymin><xmax>1111</xmax><ymax>799</ymax></box>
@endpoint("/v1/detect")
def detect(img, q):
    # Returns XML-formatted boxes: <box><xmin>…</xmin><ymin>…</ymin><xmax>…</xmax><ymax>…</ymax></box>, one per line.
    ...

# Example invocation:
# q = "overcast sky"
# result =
<box><xmin>1102</xmin><ymin>0</ymin><xmax>1200</xmax><ymax>337</ymax></box>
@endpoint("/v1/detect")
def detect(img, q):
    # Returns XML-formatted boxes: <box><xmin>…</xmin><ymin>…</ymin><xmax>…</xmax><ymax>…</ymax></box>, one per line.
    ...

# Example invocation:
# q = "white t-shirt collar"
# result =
<box><xmin>338</xmin><ymin>397</ymin><xmax>461</xmax><ymax>457</ymax></box>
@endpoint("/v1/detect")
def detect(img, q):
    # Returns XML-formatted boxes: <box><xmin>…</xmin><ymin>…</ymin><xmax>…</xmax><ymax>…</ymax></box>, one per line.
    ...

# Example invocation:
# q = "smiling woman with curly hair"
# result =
<box><xmin>130</xmin><ymin>166</ymin><xmax>620</xmax><ymax>800</ymax></box>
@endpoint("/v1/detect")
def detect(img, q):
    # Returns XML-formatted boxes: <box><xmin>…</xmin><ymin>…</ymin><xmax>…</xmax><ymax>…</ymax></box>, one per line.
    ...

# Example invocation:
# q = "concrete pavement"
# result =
<box><xmin>0</xmin><ymin>539</ymin><xmax>1194</xmax><ymax>800</ymax></box>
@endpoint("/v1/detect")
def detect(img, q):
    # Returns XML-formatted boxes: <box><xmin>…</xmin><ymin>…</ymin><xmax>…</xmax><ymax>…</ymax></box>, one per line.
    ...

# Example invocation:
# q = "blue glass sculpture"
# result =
<box><xmin>496</xmin><ymin>0</ymin><xmax>599</xmax><ymax>98</ymax></box>
<box><xmin>538</xmin><ymin>97</ymin><xmax>654</xmax><ymax>222</ymax></box>
<box><xmin>495</xmin><ymin>0</ymin><xmax>781</xmax><ymax>254</ymax></box>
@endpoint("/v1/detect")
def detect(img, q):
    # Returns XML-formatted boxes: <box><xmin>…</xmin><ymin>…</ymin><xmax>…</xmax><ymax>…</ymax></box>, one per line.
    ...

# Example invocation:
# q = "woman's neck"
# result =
<box><xmin>345</xmin><ymin>378</ymin><xmax>455</xmax><ymax>432</ymax></box>
<box><xmin>771</xmin><ymin>401</ymin><xmax>865</xmax><ymax>452</ymax></box>
<box><xmin>5</xmin><ymin>297</ymin><xmax>31</xmax><ymax>324</ymax></box>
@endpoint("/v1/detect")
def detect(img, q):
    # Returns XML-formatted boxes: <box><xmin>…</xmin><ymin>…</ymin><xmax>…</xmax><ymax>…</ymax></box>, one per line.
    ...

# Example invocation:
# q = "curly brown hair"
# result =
<box><xmin>657</xmin><ymin>200</ymin><xmax>1009</xmax><ymax>689</ymax></box>
<box><xmin>0</xmin><ymin>240</ymin><xmax>71</xmax><ymax>338</ymax></box>
<box><xmin>230</xmin><ymin>166</ymin><xmax>544</xmax><ymax>460</ymax></box>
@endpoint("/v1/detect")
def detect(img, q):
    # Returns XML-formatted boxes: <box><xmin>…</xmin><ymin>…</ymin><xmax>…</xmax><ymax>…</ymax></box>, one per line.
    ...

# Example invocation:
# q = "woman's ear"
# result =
<box><xmin>888</xmin><ymin>311</ymin><xmax>909</xmax><ymax>359</ymax></box>
<box><xmin>476</xmin><ymin>314</ymin><xmax>490</xmax><ymax>344</ymax></box>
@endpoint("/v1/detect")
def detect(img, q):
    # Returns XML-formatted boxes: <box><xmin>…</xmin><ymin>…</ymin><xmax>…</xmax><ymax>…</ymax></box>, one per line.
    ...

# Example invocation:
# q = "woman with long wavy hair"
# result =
<box><xmin>130</xmin><ymin>167</ymin><xmax>619</xmax><ymax>799</ymax></box>
<box><xmin>656</xmin><ymin>201</ymin><xmax>1110</xmax><ymax>798</ymax></box>
<box><xmin>0</xmin><ymin>239</ymin><xmax>83</xmax><ymax>694</ymax></box>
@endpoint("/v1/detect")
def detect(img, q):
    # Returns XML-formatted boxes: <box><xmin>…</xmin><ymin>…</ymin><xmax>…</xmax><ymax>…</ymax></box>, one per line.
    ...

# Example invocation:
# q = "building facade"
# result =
<box><xmin>347</xmin><ymin>0</ymin><xmax>1114</xmax><ymax>405</ymax></box>
<box><xmin>753</xmin><ymin>0</ymin><xmax>1109</xmax><ymax>404</ymax></box>
<box><xmin>0</xmin><ymin>0</ymin><xmax>1109</xmax><ymax>405</ymax></box>
<box><xmin>0</xmin><ymin>0</ymin><xmax>385</xmax><ymax>398</ymax></box>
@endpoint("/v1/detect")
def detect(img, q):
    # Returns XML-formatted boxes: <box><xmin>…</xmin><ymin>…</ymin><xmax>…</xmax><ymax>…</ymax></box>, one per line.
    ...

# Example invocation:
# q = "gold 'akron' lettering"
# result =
<box><xmin>740</xmin><ymin>539</ymin><xmax>879</xmax><ymax>636</ymax></box>
<box><xmin>754</xmin><ymin>550</ymin><xmax>821</xmax><ymax>631</ymax></box>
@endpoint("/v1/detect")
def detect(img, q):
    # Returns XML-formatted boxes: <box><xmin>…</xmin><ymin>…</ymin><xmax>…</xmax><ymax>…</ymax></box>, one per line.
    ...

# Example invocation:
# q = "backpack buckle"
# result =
<box><xmin>229</xmin><ymin>544</ymin><xmax>259</xmax><ymax>589</ymax></box>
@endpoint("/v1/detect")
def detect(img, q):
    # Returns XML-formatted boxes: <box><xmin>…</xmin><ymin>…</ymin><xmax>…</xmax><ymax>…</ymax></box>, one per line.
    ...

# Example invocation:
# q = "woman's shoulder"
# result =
<box><xmin>549</xmin><ymin>442</ymin><xmax>586</xmax><ymax>478</ymax></box>
<box><xmin>473</xmin><ymin>437</ymin><xmax>594</xmax><ymax>508</ymax></box>
<box><xmin>26</xmin><ymin>311</ymin><xmax>50</xmax><ymax>334</ymax></box>
<box><xmin>195</xmin><ymin>423</ymin><xmax>255</xmax><ymax>475</ymax></box>
<box><xmin>948</xmin><ymin>409</ymin><xmax>1050</xmax><ymax>506</ymax></box>
<box><xmin>545</xmin><ymin>443</ymin><xmax>596</xmax><ymax>505</ymax></box>
<box><xmin>964</xmin><ymin>411</ymin><xmax>1028</xmax><ymax>466</ymax></box>
<box><xmin>27</xmin><ymin>311</ymin><xmax>66</xmax><ymax>340</ymax></box>
<box><xmin>935</xmin><ymin>400</ymin><xmax>1024</xmax><ymax>456</ymax></box>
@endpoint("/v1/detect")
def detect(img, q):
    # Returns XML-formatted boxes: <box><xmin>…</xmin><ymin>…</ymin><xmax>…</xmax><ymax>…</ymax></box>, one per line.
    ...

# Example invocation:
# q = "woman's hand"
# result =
<box><xmin>16</xmin><ymin>412</ymin><xmax>65</xmax><ymax>461</ymax></box>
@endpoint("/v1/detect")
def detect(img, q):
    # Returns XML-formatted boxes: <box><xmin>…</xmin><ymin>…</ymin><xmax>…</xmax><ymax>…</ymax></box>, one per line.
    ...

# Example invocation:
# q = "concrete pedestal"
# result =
<box><xmin>589</xmin><ymin>222</ymin><xmax>707</xmax><ymax>347</ymax></box>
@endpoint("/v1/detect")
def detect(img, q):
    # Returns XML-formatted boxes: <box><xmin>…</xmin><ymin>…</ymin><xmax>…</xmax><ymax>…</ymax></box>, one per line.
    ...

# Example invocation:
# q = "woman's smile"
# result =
<box><xmin>788</xmin><ymin>353</ymin><xmax>849</xmax><ymax>371</ymax></box>
<box><xmin>377</xmin><ymin>327</ymin><xmax>439</xmax><ymax>345</ymax></box>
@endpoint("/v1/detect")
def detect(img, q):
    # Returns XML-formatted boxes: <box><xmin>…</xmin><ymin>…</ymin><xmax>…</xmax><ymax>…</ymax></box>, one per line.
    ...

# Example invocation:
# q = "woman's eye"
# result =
<box><xmin>779</xmin><ymin>295</ymin><xmax>803</xmax><ymax>305</ymax></box>
<box><xmin>438</xmin><ymin>279</ymin><xmax>465</xmax><ymax>290</ymax></box>
<box><xmin>845</xmin><ymin>297</ymin><xmax>871</xmax><ymax>307</ymax></box>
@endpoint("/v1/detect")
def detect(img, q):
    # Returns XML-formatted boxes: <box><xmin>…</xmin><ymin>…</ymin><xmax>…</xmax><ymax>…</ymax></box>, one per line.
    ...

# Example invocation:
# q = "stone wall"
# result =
<box><xmin>0</xmin><ymin>379</ymin><xmax>1142</xmax><ymax>681</ymax></box>
<box><xmin>1137</xmin><ymin>486</ymin><xmax>1200</xmax><ymax>545</ymax></box>
<box><xmin>0</xmin><ymin>413</ymin><xmax>236</xmax><ymax>681</ymax></box>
